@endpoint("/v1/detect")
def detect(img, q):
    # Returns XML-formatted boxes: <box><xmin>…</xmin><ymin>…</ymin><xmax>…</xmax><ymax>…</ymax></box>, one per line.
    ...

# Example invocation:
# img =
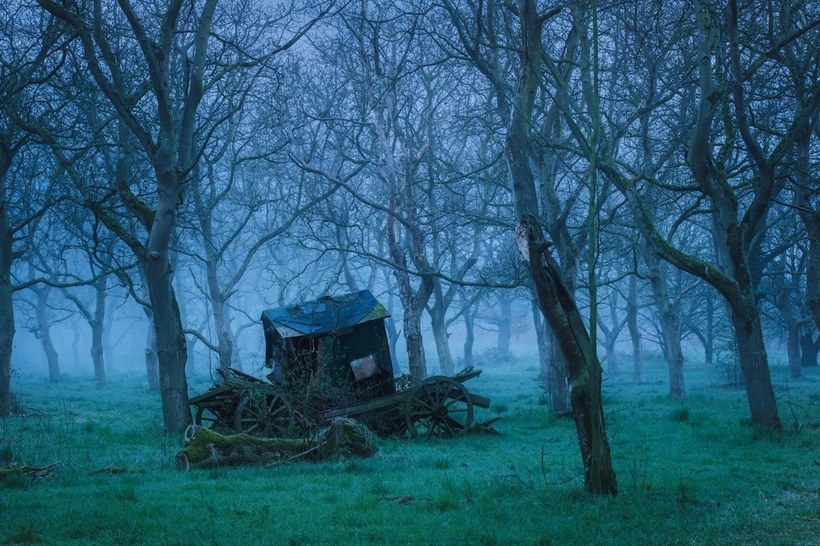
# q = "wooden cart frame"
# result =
<box><xmin>189</xmin><ymin>291</ymin><xmax>491</xmax><ymax>439</ymax></box>
<box><xmin>190</xmin><ymin>367</ymin><xmax>490</xmax><ymax>439</ymax></box>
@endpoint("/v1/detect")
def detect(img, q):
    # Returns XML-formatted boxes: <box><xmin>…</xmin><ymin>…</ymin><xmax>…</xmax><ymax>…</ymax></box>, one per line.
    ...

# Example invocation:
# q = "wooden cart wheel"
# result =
<box><xmin>405</xmin><ymin>376</ymin><xmax>474</xmax><ymax>438</ymax></box>
<box><xmin>194</xmin><ymin>406</ymin><xmax>222</xmax><ymax>429</ymax></box>
<box><xmin>234</xmin><ymin>392</ymin><xmax>296</xmax><ymax>437</ymax></box>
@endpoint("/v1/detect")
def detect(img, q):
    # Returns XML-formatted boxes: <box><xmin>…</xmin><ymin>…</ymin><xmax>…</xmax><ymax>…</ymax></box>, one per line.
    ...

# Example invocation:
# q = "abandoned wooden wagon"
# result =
<box><xmin>189</xmin><ymin>290</ymin><xmax>491</xmax><ymax>438</ymax></box>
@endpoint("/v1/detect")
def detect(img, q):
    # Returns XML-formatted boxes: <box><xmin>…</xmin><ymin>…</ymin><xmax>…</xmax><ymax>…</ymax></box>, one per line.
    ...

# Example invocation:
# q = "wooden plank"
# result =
<box><xmin>468</xmin><ymin>393</ymin><xmax>491</xmax><ymax>408</ymax></box>
<box><xmin>189</xmin><ymin>386</ymin><xmax>235</xmax><ymax>405</ymax></box>
<box><xmin>321</xmin><ymin>390</ymin><xmax>410</xmax><ymax>419</ymax></box>
<box><xmin>453</xmin><ymin>368</ymin><xmax>482</xmax><ymax>383</ymax></box>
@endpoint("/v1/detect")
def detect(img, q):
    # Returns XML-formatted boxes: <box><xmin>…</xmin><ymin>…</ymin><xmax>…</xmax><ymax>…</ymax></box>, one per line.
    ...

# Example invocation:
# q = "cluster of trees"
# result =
<box><xmin>1</xmin><ymin>0</ymin><xmax>816</xmax><ymax>494</ymax></box>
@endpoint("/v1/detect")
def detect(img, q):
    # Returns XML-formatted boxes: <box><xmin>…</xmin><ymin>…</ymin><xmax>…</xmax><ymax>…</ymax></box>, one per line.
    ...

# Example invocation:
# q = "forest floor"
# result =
<box><xmin>1</xmin><ymin>358</ymin><xmax>818</xmax><ymax>545</ymax></box>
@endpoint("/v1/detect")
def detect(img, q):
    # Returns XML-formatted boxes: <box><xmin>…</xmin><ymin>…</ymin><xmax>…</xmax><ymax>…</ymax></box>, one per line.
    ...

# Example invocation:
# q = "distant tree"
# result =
<box><xmin>61</xmin><ymin>222</ymin><xmax>117</xmax><ymax>387</ymax></box>
<box><xmin>0</xmin><ymin>4</ymin><xmax>64</xmax><ymax>413</ymax></box>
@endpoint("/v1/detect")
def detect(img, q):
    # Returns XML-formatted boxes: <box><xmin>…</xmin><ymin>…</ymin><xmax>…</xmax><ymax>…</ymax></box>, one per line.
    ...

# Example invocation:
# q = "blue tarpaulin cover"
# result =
<box><xmin>261</xmin><ymin>290</ymin><xmax>389</xmax><ymax>338</ymax></box>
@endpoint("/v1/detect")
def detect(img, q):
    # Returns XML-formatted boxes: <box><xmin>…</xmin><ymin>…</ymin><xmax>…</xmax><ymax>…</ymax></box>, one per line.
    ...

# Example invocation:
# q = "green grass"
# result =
<box><xmin>1</xmin><ymin>361</ymin><xmax>818</xmax><ymax>545</ymax></box>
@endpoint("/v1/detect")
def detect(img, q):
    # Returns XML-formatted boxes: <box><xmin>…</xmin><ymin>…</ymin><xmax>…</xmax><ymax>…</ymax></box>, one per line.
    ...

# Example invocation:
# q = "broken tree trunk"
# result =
<box><xmin>175</xmin><ymin>418</ymin><xmax>378</xmax><ymax>470</ymax></box>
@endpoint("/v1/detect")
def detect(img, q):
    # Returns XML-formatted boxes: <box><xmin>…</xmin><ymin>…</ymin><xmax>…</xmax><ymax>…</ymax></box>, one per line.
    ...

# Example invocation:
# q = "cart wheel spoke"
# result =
<box><xmin>194</xmin><ymin>406</ymin><xmax>221</xmax><ymax>428</ymax></box>
<box><xmin>234</xmin><ymin>392</ymin><xmax>297</xmax><ymax>437</ymax></box>
<box><xmin>405</xmin><ymin>377</ymin><xmax>474</xmax><ymax>438</ymax></box>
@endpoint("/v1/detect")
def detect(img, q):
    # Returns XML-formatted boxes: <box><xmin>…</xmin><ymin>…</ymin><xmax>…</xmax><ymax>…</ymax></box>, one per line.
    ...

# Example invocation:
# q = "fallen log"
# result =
<box><xmin>0</xmin><ymin>463</ymin><xmax>58</xmax><ymax>482</ymax></box>
<box><xmin>176</xmin><ymin>417</ymin><xmax>377</xmax><ymax>471</ymax></box>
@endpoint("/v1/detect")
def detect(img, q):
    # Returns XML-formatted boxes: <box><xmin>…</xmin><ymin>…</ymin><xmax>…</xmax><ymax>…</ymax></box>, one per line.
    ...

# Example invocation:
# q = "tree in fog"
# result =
<box><xmin>441</xmin><ymin>0</ymin><xmax>618</xmax><ymax>494</ymax></box>
<box><xmin>0</xmin><ymin>5</ymin><xmax>64</xmax><ymax>414</ymax></box>
<box><xmin>33</xmin><ymin>0</ymin><xmax>219</xmax><ymax>430</ymax></box>
<box><xmin>37</xmin><ymin>0</ymin><xmax>329</xmax><ymax>431</ymax></box>
<box><xmin>291</xmin><ymin>2</ymin><xmax>507</xmax><ymax>379</ymax></box>
<box><xmin>590</xmin><ymin>0</ymin><xmax>818</xmax><ymax>429</ymax></box>
<box><xmin>177</xmin><ymin>25</ymin><xmax>335</xmax><ymax>373</ymax></box>
<box><xmin>61</xmin><ymin>215</ymin><xmax>120</xmax><ymax>386</ymax></box>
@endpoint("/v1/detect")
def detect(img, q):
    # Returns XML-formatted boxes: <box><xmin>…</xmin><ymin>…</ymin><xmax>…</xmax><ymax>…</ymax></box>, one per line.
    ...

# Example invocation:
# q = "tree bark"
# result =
<box><xmin>463</xmin><ymin>305</ymin><xmax>475</xmax><ymax>368</ymax></box>
<box><xmin>383</xmin><ymin>293</ymin><xmax>401</xmax><ymax>372</ymax></box>
<box><xmin>192</xmin><ymin>166</ymin><xmax>241</xmax><ymax>373</ymax></box>
<box><xmin>705</xmin><ymin>295</ymin><xmax>715</xmax><ymax>366</ymax></box>
<box><xmin>33</xmin><ymin>286</ymin><xmax>60</xmax><ymax>383</ymax></box>
<box><xmin>144</xmin><ymin>311</ymin><xmax>160</xmax><ymax>391</ymax></box>
<box><xmin>495</xmin><ymin>294</ymin><xmax>512</xmax><ymax>355</ymax></box>
<box><xmin>0</xmin><ymin>165</ymin><xmax>15</xmax><ymax>413</ymax></box>
<box><xmin>643</xmin><ymin>247</ymin><xmax>685</xmax><ymax>398</ymax></box>
<box><xmin>0</xmin><ymin>279</ymin><xmax>14</xmax><ymax>415</ymax></box>
<box><xmin>429</xmin><ymin>299</ymin><xmax>454</xmax><ymax>375</ymax></box>
<box><xmin>772</xmin><ymin>264</ymin><xmax>801</xmax><ymax>379</ymax></box>
<box><xmin>726</xmin><ymin>284</ymin><xmax>780</xmax><ymax>428</ymax></box>
<box><xmin>400</xmin><ymin>298</ymin><xmax>428</xmax><ymax>381</ymax></box>
<box><xmin>377</xmin><ymin>104</ymin><xmax>434</xmax><ymax>380</ymax></box>
<box><xmin>626</xmin><ymin>275</ymin><xmax>642</xmax><ymax>383</ymax></box>
<box><xmin>429</xmin><ymin>281</ymin><xmax>455</xmax><ymax>375</ymax></box>
<box><xmin>546</xmin><ymin>332</ymin><xmax>572</xmax><ymax>416</ymax></box>
<box><xmin>531</xmin><ymin>299</ymin><xmax>549</xmax><ymax>381</ymax></box>
<box><xmin>90</xmin><ymin>276</ymin><xmax>107</xmax><ymax>386</ymax></box>
<box><xmin>799</xmin><ymin>331</ymin><xmax>818</xmax><ymax>368</ymax></box>
<box><xmin>794</xmin><ymin>79</ymin><xmax>820</xmax><ymax>333</ymax></box>
<box><xmin>386</xmin><ymin>198</ymin><xmax>433</xmax><ymax>380</ymax></box>
<box><xmin>145</xmin><ymin>166</ymin><xmax>190</xmax><ymax>431</ymax></box>
<box><xmin>598</xmin><ymin>291</ymin><xmax>623</xmax><ymax>375</ymax></box>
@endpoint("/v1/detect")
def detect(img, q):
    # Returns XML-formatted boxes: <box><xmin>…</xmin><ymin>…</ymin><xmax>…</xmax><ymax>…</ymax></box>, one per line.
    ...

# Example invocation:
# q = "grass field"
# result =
<box><xmin>1</xmin><ymin>359</ymin><xmax>818</xmax><ymax>545</ymax></box>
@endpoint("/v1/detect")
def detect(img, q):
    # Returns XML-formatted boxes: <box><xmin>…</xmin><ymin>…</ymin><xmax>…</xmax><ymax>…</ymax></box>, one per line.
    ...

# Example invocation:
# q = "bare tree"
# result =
<box><xmin>0</xmin><ymin>3</ymin><xmax>64</xmax><ymax>413</ymax></box>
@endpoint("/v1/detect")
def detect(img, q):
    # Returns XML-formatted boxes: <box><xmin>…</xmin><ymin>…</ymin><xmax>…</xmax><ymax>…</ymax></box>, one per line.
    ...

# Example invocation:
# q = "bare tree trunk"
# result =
<box><xmin>33</xmin><ymin>286</ymin><xmax>60</xmax><ymax>383</ymax></box>
<box><xmin>0</xmin><ymin>278</ymin><xmax>14</xmax><ymax>415</ymax></box>
<box><xmin>773</xmin><ymin>265</ymin><xmax>801</xmax><ymax>378</ymax></box>
<box><xmin>496</xmin><ymin>293</ymin><xmax>512</xmax><ymax>355</ymax></box>
<box><xmin>193</xmin><ymin>164</ymin><xmax>240</xmax><ymax>373</ymax></box>
<box><xmin>146</xmin><ymin>167</ymin><xmax>190</xmax><ymax>432</ymax></box>
<box><xmin>429</xmin><ymin>299</ymin><xmax>454</xmax><ymax>375</ymax></box>
<box><xmin>211</xmin><ymin>290</ymin><xmax>235</xmax><ymax>371</ymax></box>
<box><xmin>70</xmin><ymin>326</ymin><xmax>80</xmax><ymax>371</ymax></box>
<box><xmin>640</xmin><ymin>210</ymin><xmax>685</xmax><ymax>397</ymax></box>
<box><xmin>786</xmin><ymin>327</ymin><xmax>801</xmax><ymax>379</ymax></box>
<box><xmin>531</xmin><ymin>299</ymin><xmax>549</xmax><ymax>379</ymax></box>
<box><xmin>174</xmin><ymin>274</ymin><xmax>197</xmax><ymax>378</ymax></box>
<box><xmin>38</xmin><ymin>0</ymin><xmax>220</xmax><ymax>433</ymax></box>
<box><xmin>599</xmin><ymin>291</ymin><xmax>621</xmax><ymax>375</ymax></box>
<box><xmin>518</xmin><ymin>215</ymin><xmax>617</xmax><ymax>494</ymax></box>
<box><xmin>386</xmin><ymin>318</ymin><xmax>400</xmax><ymax>372</ymax></box>
<box><xmin>463</xmin><ymin>305</ymin><xmax>475</xmax><ymax>368</ymax></box>
<box><xmin>429</xmin><ymin>281</ymin><xmax>455</xmax><ymax>375</ymax></box>
<box><xmin>604</xmin><ymin>340</ymin><xmax>618</xmax><ymax>375</ymax></box>
<box><xmin>800</xmin><ymin>331</ymin><xmax>818</xmax><ymax>368</ymax></box>
<box><xmin>382</xmin><ymin>287</ymin><xmax>401</xmax><ymax>373</ymax></box>
<box><xmin>144</xmin><ymin>311</ymin><xmax>159</xmax><ymax>391</ymax></box>
<box><xmin>506</xmin><ymin>0</ymin><xmax>616</xmax><ymax>494</ymax></box>
<box><xmin>0</xmin><ymin>168</ymin><xmax>15</xmax><ymax>413</ymax></box>
<box><xmin>90</xmin><ymin>276</ymin><xmax>107</xmax><ymax>385</ymax></box>
<box><xmin>387</xmin><ymin>202</ymin><xmax>433</xmax><ymax>380</ymax></box>
<box><xmin>794</xmin><ymin>98</ymin><xmax>820</xmax><ymax>333</ymax></box>
<box><xmin>546</xmin><ymin>332</ymin><xmax>572</xmax><ymax>416</ymax></box>
<box><xmin>729</xmin><ymin>293</ymin><xmax>779</xmax><ymax>428</ymax></box>
<box><xmin>704</xmin><ymin>295</ymin><xmax>715</xmax><ymax>365</ymax></box>
<box><xmin>626</xmin><ymin>275</ymin><xmax>642</xmax><ymax>383</ymax></box>
<box><xmin>401</xmin><ymin>299</ymin><xmax>427</xmax><ymax>381</ymax></box>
